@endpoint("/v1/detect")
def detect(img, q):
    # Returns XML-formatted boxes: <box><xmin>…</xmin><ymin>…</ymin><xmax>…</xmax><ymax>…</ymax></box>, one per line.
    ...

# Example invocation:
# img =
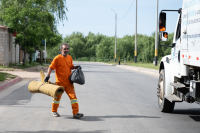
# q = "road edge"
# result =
<box><xmin>116</xmin><ymin>65</ymin><xmax>159</xmax><ymax>77</ymax></box>
<box><xmin>89</xmin><ymin>62</ymin><xmax>159</xmax><ymax>77</ymax></box>
<box><xmin>0</xmin><ymin>77</ymin><xmax>21</xmax><ymax>92</ymax></box>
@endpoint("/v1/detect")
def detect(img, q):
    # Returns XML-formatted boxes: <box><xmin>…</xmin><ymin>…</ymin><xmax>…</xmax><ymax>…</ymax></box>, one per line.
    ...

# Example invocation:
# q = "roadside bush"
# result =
<box><xmin>76</xmin><ymin>57</ymin><xmax>90</xmax><ymax>61</ymax></box>
<box><xmin>90</xmin><ymin>57</ymin><xmax>96</xmax><ymax>62</ymax></box>
<box><xmin>49</xmin><ymin>32</ymin><xmax>173</xmax><ymax>63</ymax></box>
<box><xmin>96</xmin><ymin>58</ymin><xmax>104</xmax><ymax>62</ymax></box>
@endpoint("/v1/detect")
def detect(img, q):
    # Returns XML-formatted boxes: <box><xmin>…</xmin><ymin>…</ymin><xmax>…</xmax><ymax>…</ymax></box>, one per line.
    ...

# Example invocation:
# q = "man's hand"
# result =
<box><xmin>44</xmin><ymin>75</ymin><xmax>50</xmax><ymax>82</ymax></box>
<box><xmin>76</xmin><ymin>65</ymin><xmax>81</xmax><ymax>69</ymax></box>
<box><xmin>72</xmin><ymin>65</ymin><xmax>81</xmax><ymax>69</ymax></box>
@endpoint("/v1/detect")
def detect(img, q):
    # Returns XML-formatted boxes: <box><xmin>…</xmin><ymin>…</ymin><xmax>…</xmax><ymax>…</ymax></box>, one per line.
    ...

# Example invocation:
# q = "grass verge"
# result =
<box><xmin>74</xmin><ymin>60</ymin><xmax>159</xmax><ymax>70</ymax></box>
<box><xmin>0</xmin><ymin>62</ymin><xmax>50</xmax><ymax>70</ymax></box>
<box><xmin>0</xmin><ymin>72</ymin><xmax>17</xmax><ymax>81</ymax></box>
<box><xmin>102</xmin><ymin>61</ymin><xmax>159</xmax><ymax>70</ymax></box>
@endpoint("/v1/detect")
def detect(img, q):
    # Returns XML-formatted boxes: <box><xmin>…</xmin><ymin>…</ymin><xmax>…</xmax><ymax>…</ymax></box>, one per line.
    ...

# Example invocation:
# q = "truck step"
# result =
<box><xmin>164</xmin><ymin>95</ymin><xmax>183</xmax><ymax>102</ymax></box>
<box><xmin>170</xmin><ymin>82</ymin><xmax>185</xmax><ymax>89</ymax></box>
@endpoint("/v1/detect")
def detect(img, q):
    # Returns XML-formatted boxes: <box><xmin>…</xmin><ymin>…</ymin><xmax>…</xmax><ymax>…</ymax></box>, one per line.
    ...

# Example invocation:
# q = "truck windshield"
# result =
<box><xmin>176</xmin><ymin>16</ymin><xmax>181</xmax><ymax>41</ymax></box>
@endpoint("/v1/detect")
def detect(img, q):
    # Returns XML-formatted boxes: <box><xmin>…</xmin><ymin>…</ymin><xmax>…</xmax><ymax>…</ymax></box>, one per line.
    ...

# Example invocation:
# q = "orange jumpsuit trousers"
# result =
<box><xmin>51</xmin><ymin>82</ymin><xmax>79</xmax><ymax>115</ymax></box>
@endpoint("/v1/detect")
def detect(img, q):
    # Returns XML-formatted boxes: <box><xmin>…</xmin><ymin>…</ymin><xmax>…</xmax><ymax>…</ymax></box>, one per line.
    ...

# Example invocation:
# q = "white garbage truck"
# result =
<box><xmin>158</xmin><ymin>0</ymin><xmax>200</xmax><ymax>112</ymax></box>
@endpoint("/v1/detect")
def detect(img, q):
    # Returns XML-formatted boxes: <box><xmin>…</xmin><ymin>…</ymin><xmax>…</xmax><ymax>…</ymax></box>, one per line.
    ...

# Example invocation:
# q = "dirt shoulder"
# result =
<box><xmin>0</xmin><ymin>65</ymin><xmax>48</xmax><ymax>72</ymax></box>
<box><xmin>0</xmin><ymin>65</ymin><xmax>48</xmax><ymax>86</ymax></box>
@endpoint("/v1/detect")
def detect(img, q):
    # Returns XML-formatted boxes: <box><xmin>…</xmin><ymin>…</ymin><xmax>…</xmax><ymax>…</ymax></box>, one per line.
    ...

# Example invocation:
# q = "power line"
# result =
<box><xmin>118</xmin><ymin>0</ymin><xmax>134</xmax><ymax>20</ymax></box>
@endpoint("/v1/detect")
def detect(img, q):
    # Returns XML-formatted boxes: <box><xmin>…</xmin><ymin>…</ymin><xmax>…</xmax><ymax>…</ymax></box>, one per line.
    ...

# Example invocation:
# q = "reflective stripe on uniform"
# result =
<box><xmin>71</xmin><ymin>99</ymin><xmax>78</xmax><ymax>104</ymax></box>
<box><xmin>52</xmin><ymin>100</ymin><xmax>60</xmax><ymax>104</ymax></box>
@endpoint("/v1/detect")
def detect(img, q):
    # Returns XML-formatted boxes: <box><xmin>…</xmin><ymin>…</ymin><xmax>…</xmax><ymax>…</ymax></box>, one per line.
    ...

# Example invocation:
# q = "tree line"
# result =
<box><xmin>48</xmin><ymin>32</ymin><xmax>174</xmax><ymax>63</ymax></box>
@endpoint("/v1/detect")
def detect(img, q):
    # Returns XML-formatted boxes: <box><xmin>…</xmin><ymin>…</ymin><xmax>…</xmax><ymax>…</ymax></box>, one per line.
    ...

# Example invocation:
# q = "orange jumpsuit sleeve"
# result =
<box><xmin>49</xmin><ymin>57</ymin><xmax>58</xmax><ymax>70</ymax></box>
<box><xmin>71</xmin><ymin>57</ymin><xmax>74</xmax><ymax>69</ymax></box>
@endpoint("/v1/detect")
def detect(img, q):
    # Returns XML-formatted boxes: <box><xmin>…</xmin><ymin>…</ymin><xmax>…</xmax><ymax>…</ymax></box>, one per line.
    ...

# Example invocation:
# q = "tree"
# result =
<box><xmin>63</xmin><ymin>32</ymin><xmax>86</xmax><ymax>59</ymax></box>
<box><xmin>3</xmin><ymin>0</ymin><xmax>54</xmax><ymax>65</ymax></box>
<box><xmin>84</xmin><ymin>32</ymin><xmax>106</xmax><ymax>58</ymax></box>
<box><xmin>48</xmin><ymin>31</ymin><xmax>174</xmax><ymax>63</ymax></box>
<box><xmin>117</xmin><ymin>35</ymin><xmax>134</xmax><ymax>61</ymax></box>
<box><xmin>45</xmin><ymin>32</ymin><xmax>62</xmax><ymax>59</ymax></box>
<box><xmin>27</xmin><ymin>47</ymin><xmax>35</xmax><ymax>64</ymax></box>
<box><xmin>0</xmin><ymin>0</ymin><xmax>66</xmax><ymax>65</ymax></box>
<box><xmin>0</xmin><ymin>0</ymin><xmax>68</xmax><ymax>24</ymax></box>
<box><xmin>96</xmin><ymin>37</ymin><xmax>114</xmax><ymax>60</ymax></box>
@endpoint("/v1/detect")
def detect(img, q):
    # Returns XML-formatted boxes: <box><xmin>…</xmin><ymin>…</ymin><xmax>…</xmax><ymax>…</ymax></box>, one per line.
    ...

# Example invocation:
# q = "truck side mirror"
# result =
<box><xmin>159</xmin><ymin>12</ymin><xmax>166</xmax><ymax>31</ymax></box>
<box><xmin>159</xmin><ymin>32</ymin><xmax>168</xmax><ymax>41</ymax></box>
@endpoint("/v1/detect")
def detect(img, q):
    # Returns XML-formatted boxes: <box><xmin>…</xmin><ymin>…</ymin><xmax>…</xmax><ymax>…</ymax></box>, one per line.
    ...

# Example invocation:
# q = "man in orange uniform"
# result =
<box><xmin>44</xmin><ymin>43</ymin><xmax>83</xmax><ymax>118</ymax></box>
<box><xmin>159</xmin><ymin>18</ymin><xmax>165</xmax><ymax>31</ymax></box>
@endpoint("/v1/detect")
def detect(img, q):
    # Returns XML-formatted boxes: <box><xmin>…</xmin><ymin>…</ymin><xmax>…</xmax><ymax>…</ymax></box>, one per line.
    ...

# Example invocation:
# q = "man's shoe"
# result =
<box><xmin>51</xmin><ymin>112</ymin><xmax>60</xmax><ymax>117</ymax></box>
<box><xmin>73</xmin><ymin>113</ymin><xmax>84</xmax><ymax>118</ymax></box>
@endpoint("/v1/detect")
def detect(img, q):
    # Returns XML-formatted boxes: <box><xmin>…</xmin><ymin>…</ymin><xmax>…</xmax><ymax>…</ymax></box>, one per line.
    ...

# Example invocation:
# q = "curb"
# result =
<box><xmin>95</xmin><ymin>62</ymin><xmax>114</xmax><ymax>66</ymax></box>
<box><xmin>0</xmin><ymin>77</ymin><xmax>21</xmax><ymax>92</ymax></box>
<box><xmin>74</xmin><ymin>61</ymin><xmax>114</xmax><ymax>66</ymax></box>
<box><xmin>75</xmin><ymin>61</ymin><xmax>159</xmax><ymax>77</ymax></box>
<box><xmin>116</xmin><ymin>65</ymin><xmax>159</xmax><ymax>77</ymax></box>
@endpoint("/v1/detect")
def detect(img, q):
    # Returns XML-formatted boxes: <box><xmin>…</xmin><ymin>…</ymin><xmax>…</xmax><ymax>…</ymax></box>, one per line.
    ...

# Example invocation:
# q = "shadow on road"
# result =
<box><xmin>173</xmin><ymin>109</ymin><xmax>200</xmax><ymax>122</ymax></box>
<box><xmin>189</xmin><ymin>116</ymin><xmax>200</xmax><ymax>122</ymax></box>
<box><xmin>0</xmin><ymin>82</ymin><xmax>33</xmax><ymax>105</ymax></box>
<box><xmin>172</xmin><ymin>109</ymin><xmax>200</xmax><ymax>115</ymax></box>
<box><xmin>65</xmin><ymin>115</ymin><xmax>160</xmax><ymax>121</ymax></box>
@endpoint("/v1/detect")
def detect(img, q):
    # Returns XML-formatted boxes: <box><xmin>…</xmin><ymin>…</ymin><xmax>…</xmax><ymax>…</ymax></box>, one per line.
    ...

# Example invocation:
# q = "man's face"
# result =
<box><xmin>61</xmin><ymin>45</ymin><xmax>69</xmax><ymax>57</ymax></box>
<box><xmin>159</xmin><ymin>19</ymin><xmax>162</xmax><ymax>25</ymax></box>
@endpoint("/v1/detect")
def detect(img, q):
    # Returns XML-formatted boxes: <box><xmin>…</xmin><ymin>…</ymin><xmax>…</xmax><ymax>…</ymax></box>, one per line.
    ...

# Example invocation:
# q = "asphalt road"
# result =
<box><xmin>0</xmin><ymin>62</ymin><xmax>200</xmax><ymax>133</ymax></box>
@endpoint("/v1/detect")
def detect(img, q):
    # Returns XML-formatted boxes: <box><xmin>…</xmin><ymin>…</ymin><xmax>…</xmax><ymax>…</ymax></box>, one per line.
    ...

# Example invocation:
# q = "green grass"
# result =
<box><xmin>103</xmin><ymin>61</ymin><xmax>159</xmax><ymax>70</ymax></box>
<box><xmin>0</xmin><ymin>62</ymin><xmax>50</xmax><ymax>70</ymax></box>
<box><xmin>14</xmin><ymin>62</ymin><xmax>41</xmax><ymax>69</ymax></box>
<box><xmin>0</xmin><ymin>72</ymin><xmax>7</xmax><ymax>81</ymax></box>
<box><xmin>0</xmin><ymin>66</ymin><xmax>13</xmax><ymax>69</ymax></box>
<box><xmin>10</xmin><ymin>76</ymin><xmax>17</xmax><ymax>79</ymax></box>
<box><xmin>126</xmin><ymin>62</ymin><xmax>159</xmax><ymax>70</ymax></box>
<box><xmin>0</xmin><ymin>72</ymin><xmax>17</xmax><ymax>81</ymax></box>
<box><xmin>74</xmin><ymin>59</ymin><xmax>159</xmax><ymax>70</ymax></box>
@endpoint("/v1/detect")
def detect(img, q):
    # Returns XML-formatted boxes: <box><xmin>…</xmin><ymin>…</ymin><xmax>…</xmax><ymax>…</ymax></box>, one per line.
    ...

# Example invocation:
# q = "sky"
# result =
<box><xmin>57</xmin><ymin>0</ymin><xmax>183</xmax><ymax>38</ymax></box>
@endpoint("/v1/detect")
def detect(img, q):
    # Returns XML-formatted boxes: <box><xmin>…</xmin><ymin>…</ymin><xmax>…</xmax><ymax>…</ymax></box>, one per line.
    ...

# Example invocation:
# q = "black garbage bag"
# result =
<box><xmin>69</xmin><ymin>66</ymin><xmax>85</xmax><ymax>85</ymax></box>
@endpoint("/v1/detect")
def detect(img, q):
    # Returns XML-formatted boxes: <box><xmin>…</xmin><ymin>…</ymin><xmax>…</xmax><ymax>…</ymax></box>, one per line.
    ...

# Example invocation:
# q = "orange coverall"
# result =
<box><xmin>49</xmin><ymin>54</ymin><xmax>79</xmax><ymax>115</ymax></box>
<box><xmin>159</xmin><ymin>26</ymin><xmax>165</xmax><ymax>31</ymax></box>
<box><xmin>164</xmin><ymin>33</ymin><xmax>168</xmax><ymax>38</ymax></box>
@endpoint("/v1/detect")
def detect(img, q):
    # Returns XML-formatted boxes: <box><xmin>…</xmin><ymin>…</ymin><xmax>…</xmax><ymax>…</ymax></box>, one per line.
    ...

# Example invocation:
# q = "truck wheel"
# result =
<box><xmin>158</xmin><ymin>69</ymin><xmax>175</xmax><ymax>113</ymax></box>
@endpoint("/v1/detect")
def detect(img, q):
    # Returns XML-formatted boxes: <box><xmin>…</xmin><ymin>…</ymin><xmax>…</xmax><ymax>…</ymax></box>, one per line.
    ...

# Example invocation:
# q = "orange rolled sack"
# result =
<box><xmin>28</xmin><ymin>81</ymin><xmax>64</xmax><ymax>100</ymax></box>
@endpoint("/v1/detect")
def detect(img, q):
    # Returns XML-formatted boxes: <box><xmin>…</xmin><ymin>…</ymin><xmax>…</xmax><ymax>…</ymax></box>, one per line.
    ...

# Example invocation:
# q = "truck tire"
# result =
<box><xmin>158</xmin><ymin>69</ymin><xmax>175</xmax><ymax>113</ymax></box>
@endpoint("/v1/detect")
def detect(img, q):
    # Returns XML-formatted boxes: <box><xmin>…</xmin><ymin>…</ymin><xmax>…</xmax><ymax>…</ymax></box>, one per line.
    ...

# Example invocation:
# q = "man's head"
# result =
<box><xmin>159</xmin><ymin>18</ymin><xmax>162</xmax><ymax>26</ymax></box>
<box><xmin>60</xmin><ymin>43</ymin><xmax>70</xmax><ymax>57</ymax></box>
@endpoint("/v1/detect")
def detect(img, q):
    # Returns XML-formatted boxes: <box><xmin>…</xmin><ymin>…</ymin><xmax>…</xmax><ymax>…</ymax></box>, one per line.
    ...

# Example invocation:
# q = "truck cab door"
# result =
<box><xmin>172</xmin><ymin>14</ymin><xmax>181</xmax><ymax>77</ymax></box>
<box><xmin>181</xmin><ymin>7</ymin><xmax>187</xmax><ymax>50</ymax></box>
